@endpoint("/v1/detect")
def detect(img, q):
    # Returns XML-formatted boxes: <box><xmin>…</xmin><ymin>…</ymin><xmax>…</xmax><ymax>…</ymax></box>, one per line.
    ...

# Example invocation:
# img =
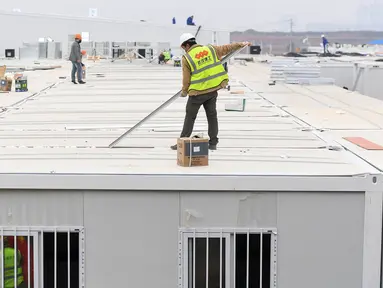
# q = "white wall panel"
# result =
<box><xmin>0</xmin><ymin>191</ymin><xmax>83</xmax><ymax>225</ymax></box>
<box><xmin>83</xmin><ymin>191</ymin><xmax>179</xmax><ymax>288</ymax></box>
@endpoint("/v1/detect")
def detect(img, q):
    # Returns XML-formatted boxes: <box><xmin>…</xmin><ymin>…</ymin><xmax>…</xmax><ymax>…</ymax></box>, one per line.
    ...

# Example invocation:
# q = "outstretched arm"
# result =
<box><xmin>212</xmin><ymin>42</ymin><xmax>251</xmax><ymax>60</ymax></box>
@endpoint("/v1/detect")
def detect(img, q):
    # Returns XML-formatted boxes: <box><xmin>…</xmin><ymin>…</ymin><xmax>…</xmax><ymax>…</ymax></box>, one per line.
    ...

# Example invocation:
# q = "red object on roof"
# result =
<box><xmin>343</xmin><ymin>137</ymin><xmax>383</xmax><ymax>150</ymax></box>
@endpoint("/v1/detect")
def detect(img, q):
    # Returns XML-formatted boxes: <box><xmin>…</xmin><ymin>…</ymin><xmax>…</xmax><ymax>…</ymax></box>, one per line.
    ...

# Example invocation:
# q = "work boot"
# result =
<box><xmin>170</xmin><ymin>144</ymin><xmax>177</xmax><ymax>150</ymax></box>
<box><xmin>72</xmin><ymin>81</ymin><xmax>77</xmax><ymax>84</ymax></box>
<box><xmin>209</xmin><ymin>144</ymin><xmax>217</xmax><ymax>150</ymax></box>
<box><xmin>79</xmin><ymin>80</ymin><xmax>86</xmax><ymax>84</ymax></box>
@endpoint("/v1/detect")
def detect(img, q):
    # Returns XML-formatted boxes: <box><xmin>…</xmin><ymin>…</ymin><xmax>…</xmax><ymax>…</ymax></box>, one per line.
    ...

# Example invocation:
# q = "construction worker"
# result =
<box><xmin>170</xmin><ymin>33</ymin><xmax>250</xmax><ymax>151</ymax></box>
<box><xmin>69</xmin><ymin>34</ymin><xmax>86</xmax><ymax>85</ymax></box>
<box><xmin>321</xmin><ymin>34</ymin><xmax>329</xmax><ymax>54</ymax></box>
<box><xmin>2</xmin><ymin>237</ymin><xmax>25</xmax><ymax>288</ymax></box>
<box><xmin>158</xmin><ymin>50</ymin><xmax>171</xmax><ymax>64</ymax></box>
<box><xmin>158</xmin><ymin>52</ymin><xmax>165</xmax><ymax>64</ymax></box>
<box><xmin>163</xmin><ymin>50</ymin><xmax>171</xmax><ymax>63</ymax></box>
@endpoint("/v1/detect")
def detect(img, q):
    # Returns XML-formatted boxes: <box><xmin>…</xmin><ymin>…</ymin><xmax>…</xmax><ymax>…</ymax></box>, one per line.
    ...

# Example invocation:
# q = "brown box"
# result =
<box><xmin>177</xmin><ymin>137</ymin><xmax>209</xmax><ymax>167</ymax></box>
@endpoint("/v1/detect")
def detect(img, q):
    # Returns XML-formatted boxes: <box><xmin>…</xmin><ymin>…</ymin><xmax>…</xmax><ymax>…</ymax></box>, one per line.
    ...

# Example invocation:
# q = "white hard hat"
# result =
<box><xmin>321</xmin><ymin>34</ymin><xmax>325</xmax><ymax>37</ymax></box>
<box><xmin>180</xmin><ymin>33</ymin><xmax>195</xmax><ymax>46</ymax></box>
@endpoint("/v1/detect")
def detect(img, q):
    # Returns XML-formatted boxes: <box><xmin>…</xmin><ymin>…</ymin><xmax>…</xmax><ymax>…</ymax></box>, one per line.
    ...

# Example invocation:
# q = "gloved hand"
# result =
<box><xmin>181</xmin><ymin>91</ymin><xmax>188</xmax><ymax>97</ymax></box>
<box><xmin>241</xmin><ymin>42</ymin><xmax>251</xmax><ymax>47</ymax></box>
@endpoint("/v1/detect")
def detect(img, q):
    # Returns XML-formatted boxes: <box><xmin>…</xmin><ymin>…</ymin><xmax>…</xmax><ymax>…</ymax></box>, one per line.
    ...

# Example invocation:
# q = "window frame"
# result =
<box><xmin>179</xmin><ymin>228</ymin><xmax>278</xmax><ymax>288</ymax></box>
<box><xmin>0</xmin><ymin>226</ymin><xmax>85</xmax><ymax>288</ymax></box>
<box><xmin>181</xmin><ymin>231</ymin><xmax>231</xmax><ymax>288</ymax></box>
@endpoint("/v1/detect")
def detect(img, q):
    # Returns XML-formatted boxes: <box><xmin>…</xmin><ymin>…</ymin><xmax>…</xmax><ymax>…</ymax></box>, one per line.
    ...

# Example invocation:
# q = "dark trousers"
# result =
<box><xmin>180</xmin><ymin>91</ymin><xmax>218</xmax><ymax>145</ymax></box>
<box><xmin>323</xmin><ymin>44</ymin><xmax>329</xmax><ymax>54</ymax></box>
<box><xmin>71</xmin><ymin>61</ymin><xmax>82</xmax><ymax>82</ymax></box>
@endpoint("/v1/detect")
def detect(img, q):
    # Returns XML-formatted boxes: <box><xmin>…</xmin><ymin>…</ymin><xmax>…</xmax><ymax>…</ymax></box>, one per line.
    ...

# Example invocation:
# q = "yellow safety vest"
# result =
<box><xmin>184</xmin><ymin>45</ymin><xmax>228</xmax><ymax>92</ymax></box>
<box><xmin>163</xmin><ymin>51</ymin><xmax>171</xmax><ymax>60</ymax></box>
<box><xmin>4</xmin><ymin>248</ymin><xmax>24</xmax><ymax>288</ymax></box>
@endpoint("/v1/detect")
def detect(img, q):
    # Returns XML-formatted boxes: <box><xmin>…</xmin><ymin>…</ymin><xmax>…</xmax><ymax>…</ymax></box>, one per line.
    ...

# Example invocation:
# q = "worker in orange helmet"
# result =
<box><xmin>69</xmin><ymin>34</ymin><xmax>86</xmax><ymax>85</ymax></box>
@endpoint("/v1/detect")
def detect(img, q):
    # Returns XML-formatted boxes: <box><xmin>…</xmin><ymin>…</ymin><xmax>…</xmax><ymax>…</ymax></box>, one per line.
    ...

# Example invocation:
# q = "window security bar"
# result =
<box><xmin>178</xmin><ymin>228</ymin><xmax>277</xmax><ymax>288</ymax></box>
<box><xmin>0</xmin><ymin>226</ymin><xmax>85</xmax><ymax>288</ymax></box>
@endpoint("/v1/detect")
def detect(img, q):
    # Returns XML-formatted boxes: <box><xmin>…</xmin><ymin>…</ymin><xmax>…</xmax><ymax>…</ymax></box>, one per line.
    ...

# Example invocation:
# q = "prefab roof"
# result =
<box><xmin>0</xmin><ymin>59</ymin><xmax>379</xmax><ymax>182</ymax></box>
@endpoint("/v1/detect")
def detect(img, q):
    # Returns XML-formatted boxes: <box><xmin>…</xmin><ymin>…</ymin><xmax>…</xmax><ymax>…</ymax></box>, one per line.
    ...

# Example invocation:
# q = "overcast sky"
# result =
<box><xmin>2</xmin><ymin>0</ymin><xmax>383</xmax><ymax>31</ymax></box>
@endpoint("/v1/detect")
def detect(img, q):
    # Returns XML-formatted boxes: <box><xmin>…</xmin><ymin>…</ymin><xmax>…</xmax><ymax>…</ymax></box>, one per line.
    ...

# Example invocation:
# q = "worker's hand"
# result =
<box><xmin>181</xmin><ymin>91</ymin><xmax>188</xmax><ymax>97</ymax></box>
<box><xmin>241</xmin><ymin>42</ymin><xmax>251</xmax><ymax>47</ymax></box>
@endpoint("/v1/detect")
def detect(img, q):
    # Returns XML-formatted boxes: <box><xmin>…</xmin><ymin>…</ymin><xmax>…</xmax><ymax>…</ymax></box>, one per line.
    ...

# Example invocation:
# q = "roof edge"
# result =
<box><xmin>0</xmin><ymin>173</ymin><xmax>380</xmax><ymax>192</ymax></box>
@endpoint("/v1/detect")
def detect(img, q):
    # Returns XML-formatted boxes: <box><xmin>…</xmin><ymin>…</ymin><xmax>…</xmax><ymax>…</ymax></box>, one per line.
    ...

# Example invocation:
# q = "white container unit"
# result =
<box><xmin>0</xmin><ymin>173</ymin><xmax>381</xmax><ymax>288</ymax></box>
<box><xmin>319</xmin><ymin>62</ymin><xmax>355</xmax><ymax>89</ymax></box>
<box><xmin>351</xmin><ymin>62</ymin><xmax>383</xmax><ymax>101</ymax></box>
<box><xmin>0</xmin><ymin>10</ymin><xmax>230</xmax><ymax>59</ymax></box>
<box><xmin>0</xmin><ymin>61</ymin><xmax>382</xmax><ymax>288</ymax></box>
<box><xmin>318</xmin><ymin>60</ymin><xmax>383</xmax><ymax>99</ymax></box>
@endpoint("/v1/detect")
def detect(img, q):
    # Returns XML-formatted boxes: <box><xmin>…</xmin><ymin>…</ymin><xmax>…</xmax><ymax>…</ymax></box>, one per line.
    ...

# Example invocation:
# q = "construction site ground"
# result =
<box><xmin>0</xmin><ymin>58</ymin><xmax>382</xmax><ymax>176</ymax></box>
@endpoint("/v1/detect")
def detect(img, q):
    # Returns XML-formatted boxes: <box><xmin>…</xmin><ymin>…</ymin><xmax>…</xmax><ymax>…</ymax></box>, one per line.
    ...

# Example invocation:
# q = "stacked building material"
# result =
<box><xmin>270</xmin><ymin>58</ymin><xmax>335</xmax><ymax>85</ymax></box>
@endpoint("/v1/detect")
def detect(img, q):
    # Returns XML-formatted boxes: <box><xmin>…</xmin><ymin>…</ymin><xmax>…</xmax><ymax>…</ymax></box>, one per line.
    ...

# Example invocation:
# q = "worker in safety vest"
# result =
<box><xmin>170</xmin><ymin>33</ymin><xmax>250</xmax><ymax>151</ymax></box>
<box><xmin>158</xmin><ymin>50</ymin><xmax>171</xmax><ymax>64</ymax></box>
<box><xmin>2</xmin><ymin>237</ymin><xmax>25</xmax><ymax>288</ymax></box>
<box><xmin>158</xmin><ymin>51</ymin><xmax>165</xmax><ymax>64</ymax></box>
<box><xmin>163</xmin><ymin>51</ymin><xmax>171</xmax><ymax>63</ymax></box>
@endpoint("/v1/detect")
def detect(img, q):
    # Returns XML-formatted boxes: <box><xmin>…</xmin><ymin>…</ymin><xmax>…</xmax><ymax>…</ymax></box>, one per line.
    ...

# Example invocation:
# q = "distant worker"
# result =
<box><xmin>321</xmin><ymin>34</ymin><xmax>329</xmax><ymax>54</ymax></box>
<box><xmin>186</xmin><ymin>16</ymin><xmax>196</xmax><ymax>26</ymax></box>
<box><xmin>69</xmin><ymin>34</ymin><xmax>86</xmax><ymax>85</ymax></box>
<box><xmin>170</xmin><ymin>33</ymin><xmax>250</xmax><ymax>151</ymax></box>
<box><xmin>158</xmin><ymin>50</ymin><xmax>171</xmax><ymax>64</ymax></box>
<box><xmin>3</xmin><ymin>237</ymin><xmax>25</xmax><ymax>288</ymax></box>
<box><xmin>172</xmin><ymin>17</ymin><xmax>176</xmax><ymax>24</ymax></box>
<box><xmin>163</xmin><ymin>50</ymin><xmax>171</xmax><ymax>62</ymax></box>
<box><xmin>158</xmin><ymin>52</ymin><xmax>165</xmax><ymax>64</ymax></box>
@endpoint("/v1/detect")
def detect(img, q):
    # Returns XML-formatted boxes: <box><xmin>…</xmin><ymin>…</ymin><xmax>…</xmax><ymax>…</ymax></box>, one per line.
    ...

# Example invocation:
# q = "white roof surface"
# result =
<box><xmin>0</xmin><ymin>58</ymin><xmax>380</xmax><ymax>176</ymax></box>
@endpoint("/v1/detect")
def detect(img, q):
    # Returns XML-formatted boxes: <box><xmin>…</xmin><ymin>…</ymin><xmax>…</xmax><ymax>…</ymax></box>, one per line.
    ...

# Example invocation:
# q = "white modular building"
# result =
<box><xmin>264</xmin><ymin>55</ymin><xmax>383</xmax><ymax>102</ymax></box>
<box><xmin>0</xmin><ymin>59</ymin><xmax>382</xmax><ymax>288</ymax></box>
<box><xmin>0</xmin><ymin>10</ymin><xmax>230</xmax><ymax>59</ymax></box>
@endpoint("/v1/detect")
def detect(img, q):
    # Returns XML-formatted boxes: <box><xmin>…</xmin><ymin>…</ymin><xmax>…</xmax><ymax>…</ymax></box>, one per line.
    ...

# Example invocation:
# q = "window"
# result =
<box><xmin>0</xmin><ymin>227</ymin><xmax>85</xmax><ymax>288</ymax></box>
<box><xmin>179</xmin><ymin>229</ymin><xmax>277</xmax><ymax>288</ymax></box>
